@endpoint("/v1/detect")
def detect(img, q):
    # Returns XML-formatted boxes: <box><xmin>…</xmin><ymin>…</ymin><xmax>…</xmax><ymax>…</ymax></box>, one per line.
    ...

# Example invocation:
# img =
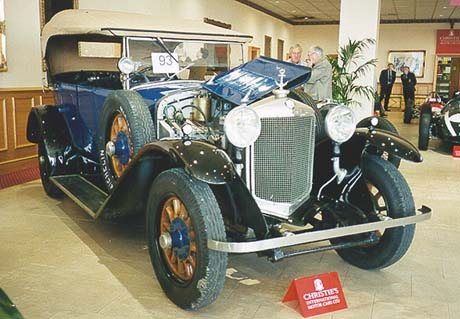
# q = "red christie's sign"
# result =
<box><xmin>437</xmin><ymin>29</ymin><xmax>460</xmax><ymax>54</ymax></box>
<box><xmin>282</xmin><ymin>272</ymin><xmax>347</xmax><ymax>317</ymax></box>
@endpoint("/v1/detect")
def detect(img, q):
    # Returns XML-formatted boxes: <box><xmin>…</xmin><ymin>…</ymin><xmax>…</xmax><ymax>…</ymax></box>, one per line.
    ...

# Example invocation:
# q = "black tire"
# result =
<box><xmin>336</xmin><ymin>154</ymin><xmax>416</xmax><ymax>269</ymax></box>
<box><xmin>357</xmin><ymin>116</ymin><xmax>401</xmax><ymax>168</ymax></box>
<box><xmin>146</xmin><ymin>168</ymin><xmax>227</xmax><ymax>310</ymax></box>
<box><xmin>98</xmin><ymin>90</ymin><xmax>155</xmax><ymax>192</ymax></box>
<box><xmin>403</xmin><ymin>99</ymin><xmax>413</xmax><ymax>124</ymax></box>
<box><xmin>287</xmin><ymin>90</ymin><xmax>325</xmax><ymax>139</ymax></box>
<box><xmin>420</xmin><ymin>104</ymin><xmax>432</xmax><ymax>116</ymax></box>
<box><xmin>418</xmin><ymin>113</ymin><xmax>431</xmax><ymax>151</ymax></box>
<box><xmin>38</xmin><ymin>143</ymin><xmax>63</xmax><ymax>198</ymax></box>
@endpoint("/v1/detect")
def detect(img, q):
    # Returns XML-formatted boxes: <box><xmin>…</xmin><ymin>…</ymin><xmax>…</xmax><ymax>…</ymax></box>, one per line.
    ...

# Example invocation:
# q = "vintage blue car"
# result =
<box><xmin>27</xmin><ymin>9</ymin><xmax>431</xmax><ymax>310</ymax></box>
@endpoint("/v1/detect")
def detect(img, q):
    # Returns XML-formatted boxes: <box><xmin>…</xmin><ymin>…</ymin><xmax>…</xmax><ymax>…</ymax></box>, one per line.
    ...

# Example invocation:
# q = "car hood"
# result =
<box><xmin>134</xmin><ymin>81</ymin><xmax>202</xmax><ymax>105</ymax></box>
<box><xmin>203</xmin><ymin>56</ymin><xmax>311</xmax><ymax>105</ymax></box>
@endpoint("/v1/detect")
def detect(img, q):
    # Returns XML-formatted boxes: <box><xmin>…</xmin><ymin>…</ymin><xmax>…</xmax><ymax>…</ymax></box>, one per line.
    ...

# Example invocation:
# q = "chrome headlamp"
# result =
<box><xmin>325</xmin><ymin>105</ymin><xmax>356</xmax><ymax>144</ymax></box>
<box><xmin>118</xmin><ymin>57</ymin><xmax>136</xmax><ymax>75</ymax></box>
<box><xmin>224</xmin><ymin>106</ymin><xmax>261</xmax><ymax>148</ymax></box>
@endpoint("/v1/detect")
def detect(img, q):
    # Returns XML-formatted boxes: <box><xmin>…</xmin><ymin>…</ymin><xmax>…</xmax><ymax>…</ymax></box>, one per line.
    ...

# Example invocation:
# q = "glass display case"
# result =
<box><xmin>436</xmin><ymin>56</ymin><xmax>451</xmax><ymax>101</ymax></box>
<box><xmin>436</xmin><ymin>56</ymin><xmax>453</xmax><ymax>101</ymax></box>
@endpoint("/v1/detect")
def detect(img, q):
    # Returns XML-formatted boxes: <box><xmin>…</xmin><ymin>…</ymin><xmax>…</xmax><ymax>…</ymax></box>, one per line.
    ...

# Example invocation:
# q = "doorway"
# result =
<box><xmin>40</xmin><ymin>0</ymin><xmax>78</xmax><ymax>29</ymax></box>
<box><xmin>248</xmin><ymin>46</ymin><xmax>260</xmax><ymax>61</ymax></box>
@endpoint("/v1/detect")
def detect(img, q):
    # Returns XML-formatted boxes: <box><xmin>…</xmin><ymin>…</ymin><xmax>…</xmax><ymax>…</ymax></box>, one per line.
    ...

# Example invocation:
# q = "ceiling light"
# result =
<box><xmin>292</xmin><ymin>15</ymin><xmax>315</xmax><ymax>20</ymax></box>
<box><xmin>443</xmin><ymin>6</ymin><xmax>448</xmax><ymax>9</ymax></box>
<box><xmin>275</xmin><ymin>0</ymin><xmax>279</xmax><ymax>3</ymax></box>
<box><xmin>440</xmin><ymin>14</ymin><xmax>444</xmax><ymax>17</ymax></box>
<box><xmin>292</xmin><ymin>10</ymin><xmax>296</xmax><ymax>13</ymax></box>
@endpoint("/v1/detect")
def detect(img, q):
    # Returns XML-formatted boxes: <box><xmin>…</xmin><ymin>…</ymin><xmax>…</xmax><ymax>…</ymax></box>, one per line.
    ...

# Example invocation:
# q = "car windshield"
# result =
<box><xmin>126</xmin><ymin>37</ymin><xmax>244</xmax><ymax>84</ymax></box>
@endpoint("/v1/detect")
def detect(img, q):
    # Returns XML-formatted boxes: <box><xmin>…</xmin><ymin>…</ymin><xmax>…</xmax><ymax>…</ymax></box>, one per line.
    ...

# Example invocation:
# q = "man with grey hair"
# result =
<box><xmin>304</xmin><ymin>45</ymin><xmax>332</xmax><ymax>101</ymax></box>
<box><xmin>287</xmin><ymin>44</ymin><xmax>306</xmax><ymax>66</ymax></box>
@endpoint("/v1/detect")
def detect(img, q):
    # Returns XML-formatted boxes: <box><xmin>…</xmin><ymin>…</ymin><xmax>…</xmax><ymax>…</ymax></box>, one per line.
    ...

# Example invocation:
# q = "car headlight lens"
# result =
<box><xmin>224</xmin><ymin>106</ymin><xmax>261</xmax><ymax>148</ymax></box>
<box><xmin>325</xmin><ymin>105</ymin><xmax>356</xmax><ymax>143</ymax></box>
<box><xmin>118</xmin><ymin>57</ymin><xmax>136</xmax><ymax>74</ymax></box>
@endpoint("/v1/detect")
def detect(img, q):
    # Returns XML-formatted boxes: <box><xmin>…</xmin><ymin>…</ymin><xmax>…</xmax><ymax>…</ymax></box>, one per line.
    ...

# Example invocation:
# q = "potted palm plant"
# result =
<box><xmin>328</xmin><ymin>38</ymin><xmax>377</xmax><ymax>106</ymax></box>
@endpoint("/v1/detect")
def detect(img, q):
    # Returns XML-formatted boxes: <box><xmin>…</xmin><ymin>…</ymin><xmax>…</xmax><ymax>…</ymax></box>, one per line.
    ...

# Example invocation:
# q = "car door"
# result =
<box><xmin>55</xmin><ymin>81</ymin><xmax>92</xmax><ymax>152</ymax></box>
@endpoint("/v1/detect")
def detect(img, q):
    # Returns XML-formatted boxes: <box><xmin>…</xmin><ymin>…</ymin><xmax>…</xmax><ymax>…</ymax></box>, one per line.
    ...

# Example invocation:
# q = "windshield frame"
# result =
<box><xmin>123</xmin><ymin>36</ymin><xmax>244</xmax><ymax>89</ymax></box>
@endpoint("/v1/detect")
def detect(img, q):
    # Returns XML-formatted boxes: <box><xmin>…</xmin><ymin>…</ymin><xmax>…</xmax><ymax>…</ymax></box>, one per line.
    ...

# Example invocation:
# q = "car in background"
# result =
<box><xmin>27</xmin><ymin>9</ymin><xmax>431</xmax><ymax>311</ymax></box>
<box><xmin>418</xmin><ymin>91</ymin><xmax>460</xmax><ymax>150</ymax></box>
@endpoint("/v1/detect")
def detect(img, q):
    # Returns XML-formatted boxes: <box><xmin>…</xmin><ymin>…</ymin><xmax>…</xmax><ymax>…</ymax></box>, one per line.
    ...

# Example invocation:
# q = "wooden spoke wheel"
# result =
<box><xmin>334</xmin><ymin>154</ymin><xmax>415</xmax><ymax>270</ymax></box>
<box><xmin>159</xmin><ymin>196</ymin><xmax>197</xmax><ymax>282</ymax></box>
<box><xmin>367</xmin><ymin>183</ymin><xmax>387</xmax><ymax>214</ymax></box>
<box><xmin>147</xmin><ymin>168</ymin><xmax>227</xmax><ymax>310</ymax></box>
<box><xmin>98</xmin><ymin>90</ymin><xmax>155</xmax><ymax>192</ymax></box>
<box><xmin>109</xmin><ymin>112</ymin><xmax>133</xmax><ymax>178</ymax></box>
<box><xmin>366</xmin><ymin>182</ymin><xmax>389</xmax><ymax>238</ymax></box>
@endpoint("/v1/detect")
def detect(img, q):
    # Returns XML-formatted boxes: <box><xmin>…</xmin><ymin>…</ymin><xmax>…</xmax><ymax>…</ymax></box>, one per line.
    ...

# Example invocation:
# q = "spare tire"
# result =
<box><xmin>98</xmin><ymin>90</ymin><xmax>155</xmax><ymax>192</ymax></box>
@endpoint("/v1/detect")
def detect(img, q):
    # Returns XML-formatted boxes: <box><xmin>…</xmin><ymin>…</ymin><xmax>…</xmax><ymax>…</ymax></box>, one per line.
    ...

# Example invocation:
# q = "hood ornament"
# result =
<box><xmin>273</xmin><ymin>68</ymin><xmax>289</xmax><ymax>98</ymax></box>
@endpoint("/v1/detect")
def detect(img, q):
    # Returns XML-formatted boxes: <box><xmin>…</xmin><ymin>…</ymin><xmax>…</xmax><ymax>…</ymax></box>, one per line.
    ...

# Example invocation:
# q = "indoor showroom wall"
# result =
<box><xmin>78</xmin><ymin>0</ymin><xmax>294</xmax><ymax>57</ymax></box>
<box><xmin>0</xmin><ymin>0</ymin><xmax>454</xmax><ymax>90</ymax></box>
<box><xmin>0</xmin><ymin>0</ymin><xmax>43</xmax><ymax>88</ymax></box>
<box><xmin>294</xmin><ymin>23</ymin><xmax>454</xmax><ymax>84</ymax></box>
<box><xmin>0</xmin><ymin>0</ymin><xmax>294</xmax><ymax>89</ymax></box>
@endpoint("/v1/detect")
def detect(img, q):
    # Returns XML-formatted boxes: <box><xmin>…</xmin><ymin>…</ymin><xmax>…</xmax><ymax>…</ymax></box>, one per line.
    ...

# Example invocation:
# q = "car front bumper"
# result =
<box><xmin>208</xmin><ymin>206</ymin><xmax>432</xmax><ymax>253</ymax></box>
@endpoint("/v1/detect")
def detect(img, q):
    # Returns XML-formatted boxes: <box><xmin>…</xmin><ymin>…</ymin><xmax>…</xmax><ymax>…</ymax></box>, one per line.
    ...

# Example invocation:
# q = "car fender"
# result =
<box><xmin>100</xmin><ymin>140</ymin><xmax>234</xmax><ymax>219</ymax></box>
<box><xmin>99</xmin><ymin>140</ymin><xmax>269</xmax><ymax>239</ymax></box>
<box><xmin>27</xmin><ymin>105</ymin><xmax>76</xmax><ymax>175</ymax></box>
<box><xmin>354</xmin><ymin>127</ymin><xmax>422</xmax><ymax>162</ymax></box>
<box><xmin>100</xmin><ymin>139</ymin><xmax>236</xmax><ymax>189</ymax></box>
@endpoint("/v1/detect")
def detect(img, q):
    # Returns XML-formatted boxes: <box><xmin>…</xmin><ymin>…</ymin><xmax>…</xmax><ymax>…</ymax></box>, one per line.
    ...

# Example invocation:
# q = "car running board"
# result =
<box><xmin>208</xmin><ymin>206</ymin><xmax>432</xmax><ymax>253</ymax></box>
<box><xmin>50</xmin><ymin>175</ymin><xmax>108</xmax><ymax>218</ymax></box>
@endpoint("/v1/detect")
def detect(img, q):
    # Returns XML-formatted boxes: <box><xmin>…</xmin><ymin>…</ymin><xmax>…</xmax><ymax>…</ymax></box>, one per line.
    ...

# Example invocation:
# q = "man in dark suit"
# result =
<box><xmin>401</xmin><ymin>65</ymin><xmax>417</xmax><ymax>110</ymax></box>
<box><xmin>378</xmin><ymin>63</ymin><xmax>396</xmax><ymax>116</ymax></box>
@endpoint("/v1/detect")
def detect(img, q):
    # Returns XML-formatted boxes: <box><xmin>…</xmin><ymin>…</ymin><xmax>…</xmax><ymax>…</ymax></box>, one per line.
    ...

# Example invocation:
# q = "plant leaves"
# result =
<box><xmin>329</xmin><ymin>38</ymin><xmax>377</xmax><ymax>106</ymax></box>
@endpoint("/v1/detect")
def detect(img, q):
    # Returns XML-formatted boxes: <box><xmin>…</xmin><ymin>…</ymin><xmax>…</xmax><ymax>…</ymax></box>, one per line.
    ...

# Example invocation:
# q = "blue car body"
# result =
<box><xmin>52</xmin><ymin>56</ymin><xmax>311</xmax><ymax>162</ymax></box>
<box><xmin>55</xmin><ymin>80</ymin><xmax>203</xmax><ymax>160</ymax></box>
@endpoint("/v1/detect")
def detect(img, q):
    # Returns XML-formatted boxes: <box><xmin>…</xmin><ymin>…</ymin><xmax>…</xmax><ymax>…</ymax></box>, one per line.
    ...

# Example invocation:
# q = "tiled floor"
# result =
<box><xmin>1</xmin><ymin>111</ymin><xmax>459</xmax><ymax>319</ymax></box>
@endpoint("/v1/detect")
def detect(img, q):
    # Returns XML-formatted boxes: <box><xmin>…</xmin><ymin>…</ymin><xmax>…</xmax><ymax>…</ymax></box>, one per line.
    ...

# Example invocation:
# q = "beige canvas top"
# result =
<box><xmin>42</xmin><ymin>9</ymin><xmax>253</xmax><ymax>54</ymax></box>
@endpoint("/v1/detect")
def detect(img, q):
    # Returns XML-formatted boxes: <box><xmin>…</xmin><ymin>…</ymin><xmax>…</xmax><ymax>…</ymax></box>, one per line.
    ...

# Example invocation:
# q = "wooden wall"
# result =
<box><xmin>0</xmin><ymin>89</ymin><xmax>54</xmax><ymax>174</ymax></box>
<box><xmin>378</xmin><ymin>82</ymin><xmax>434</xmax><ymax>109</ymax></box>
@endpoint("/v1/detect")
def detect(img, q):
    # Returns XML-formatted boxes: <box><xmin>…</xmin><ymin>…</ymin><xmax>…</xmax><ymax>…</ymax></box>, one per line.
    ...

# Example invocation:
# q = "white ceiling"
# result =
<box><xmin>236</xmin><ymin>0</ymin><xmax>460</xmax><ymax>24</ymax></box>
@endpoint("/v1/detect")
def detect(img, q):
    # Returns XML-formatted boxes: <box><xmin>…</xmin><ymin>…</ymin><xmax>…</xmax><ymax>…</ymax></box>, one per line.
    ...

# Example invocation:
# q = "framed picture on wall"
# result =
<box><xmin>388</xmin><ymin>50</ymin><xmax>426</xmax><ymax>78</ymax></box>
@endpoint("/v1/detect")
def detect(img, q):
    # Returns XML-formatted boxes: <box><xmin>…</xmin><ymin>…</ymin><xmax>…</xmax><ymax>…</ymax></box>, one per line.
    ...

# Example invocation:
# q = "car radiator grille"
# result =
<box><xmin>253</xmin><ymin>116</ymin><xmax>315</xmax><ymax>204</ymax></box>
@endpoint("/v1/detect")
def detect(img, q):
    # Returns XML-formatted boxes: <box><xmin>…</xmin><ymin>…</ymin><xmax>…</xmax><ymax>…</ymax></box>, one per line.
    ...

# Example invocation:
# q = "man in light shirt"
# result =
<box><xmin>304</xmin><ymin>46</ymin><xmax>332</xmax><ymax>101</ymax></box>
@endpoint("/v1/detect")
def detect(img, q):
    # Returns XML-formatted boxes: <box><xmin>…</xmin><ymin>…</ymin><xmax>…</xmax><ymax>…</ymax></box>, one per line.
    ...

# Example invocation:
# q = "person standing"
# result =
<box><xmin>401</xmin><ymin>65</ymin><xmax>417</xmax><ymax>111</ymax></box>
<box><xmin>304</xmin><ymin>46</ymin><xmax>332</xmax><ymax>101</ymax></box>
<box><xmin>287</xmin><ymin>44</ymin><xmax>306</xmax><ymax>66</ymax></box>
<box><xmin>378</xmin><ymin>63</ymin><xmax>396</xmax><ymax>116</ymax></box>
